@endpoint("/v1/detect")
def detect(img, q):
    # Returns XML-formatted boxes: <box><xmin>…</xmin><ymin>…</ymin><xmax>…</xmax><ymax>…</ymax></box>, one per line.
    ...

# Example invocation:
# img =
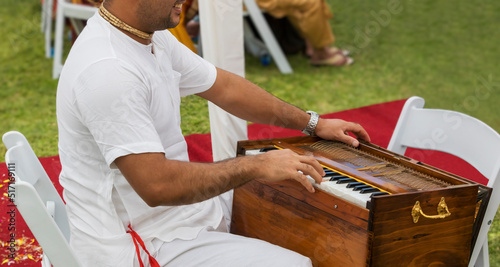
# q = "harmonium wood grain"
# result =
<box><xmin>231</xmin><ymin>136</ymin><xmax>491</xmax><ymax>267</ymax></box>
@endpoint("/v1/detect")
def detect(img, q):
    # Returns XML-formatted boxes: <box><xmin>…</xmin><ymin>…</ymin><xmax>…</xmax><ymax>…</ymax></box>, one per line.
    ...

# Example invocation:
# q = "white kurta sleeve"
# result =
<box><xmin>74</xmin><ymin>59</ymin><xmax>165</xmax><ymax>168</ymax></box>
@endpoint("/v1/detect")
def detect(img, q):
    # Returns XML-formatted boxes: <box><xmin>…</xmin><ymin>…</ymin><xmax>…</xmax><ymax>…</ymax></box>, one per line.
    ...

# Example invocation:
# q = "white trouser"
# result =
<box><xmin>139</xmin><ymin>221</ymin><xmax>312</xmax><ymax>267</ymax></box>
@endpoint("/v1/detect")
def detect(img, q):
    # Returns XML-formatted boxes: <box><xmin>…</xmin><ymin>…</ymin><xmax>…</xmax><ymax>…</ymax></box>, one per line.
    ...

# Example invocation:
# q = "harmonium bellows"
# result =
<box><xmin>231</xmin><ymin>136</ymin><xmax>491</xmax><ymax>267</ymax></box>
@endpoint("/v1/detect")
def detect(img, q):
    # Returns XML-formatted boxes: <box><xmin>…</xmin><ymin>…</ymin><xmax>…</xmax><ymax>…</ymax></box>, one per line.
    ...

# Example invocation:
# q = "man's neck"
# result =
<box><xmin>102</xmin><ymin>4</ymin><xmax>153</xmax><ymax>45</ymax></box>
<box><xmin>116</xmin><ymin>27</ymin><xmax>153</xmax><ymax>45</ymax></box>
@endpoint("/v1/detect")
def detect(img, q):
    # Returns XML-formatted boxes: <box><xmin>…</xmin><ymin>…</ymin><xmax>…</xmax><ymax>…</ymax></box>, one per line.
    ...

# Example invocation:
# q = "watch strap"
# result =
<box><xmin>301</xmin><ymin>111</ymin><xmax>319</xmax><ymax>136</ymax></box>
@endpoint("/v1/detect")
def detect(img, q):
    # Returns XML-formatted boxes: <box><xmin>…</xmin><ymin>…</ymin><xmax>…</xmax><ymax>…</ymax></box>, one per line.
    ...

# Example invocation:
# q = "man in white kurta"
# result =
<box><xmin>57</xmin><ymin>0</ymin><xmax>371</xmax><ymax>265</ymax></box>
<box><xmin>57</xmin><ymin>11</ymin><xmax>312</xmax><ymax>267</ymax></box>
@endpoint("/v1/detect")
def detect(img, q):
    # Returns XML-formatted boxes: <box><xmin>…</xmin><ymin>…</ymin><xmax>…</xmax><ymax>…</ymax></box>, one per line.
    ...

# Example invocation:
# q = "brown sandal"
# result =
<box><xmin>330</xmin><ymin>46</ymin><xmax>350</xmax><ymax>57</ymax></box>
<box><xmin>310</xmin><ymin>53</ymin><xmax>354</xmax><ymax>67</ymax></box>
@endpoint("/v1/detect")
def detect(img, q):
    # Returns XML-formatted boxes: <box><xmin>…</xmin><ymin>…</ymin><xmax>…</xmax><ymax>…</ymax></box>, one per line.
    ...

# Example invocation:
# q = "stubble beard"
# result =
<box><xmin>164</xmin><ymin>13</ymin><xmax>179</xmax><ymax>29</ymax></box>
<box><xmin>137</xmin><ymin>2</ymin><xmax>180</xmax><ymax>32</ymax></box>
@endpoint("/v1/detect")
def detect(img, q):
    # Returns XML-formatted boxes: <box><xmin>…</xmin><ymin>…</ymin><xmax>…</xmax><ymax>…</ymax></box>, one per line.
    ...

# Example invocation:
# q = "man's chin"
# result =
<box><xmin>165</xmin><ymin>18</ymin><xmax>181</xmax><ymax>29</ymax></box>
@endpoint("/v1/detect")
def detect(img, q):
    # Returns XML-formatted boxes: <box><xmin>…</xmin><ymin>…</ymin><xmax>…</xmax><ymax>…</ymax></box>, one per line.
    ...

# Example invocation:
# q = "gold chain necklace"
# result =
<box><xmin>99</xmin><ymin>5</ymin><xmax>153</xmax><ymax>40</ymax></box>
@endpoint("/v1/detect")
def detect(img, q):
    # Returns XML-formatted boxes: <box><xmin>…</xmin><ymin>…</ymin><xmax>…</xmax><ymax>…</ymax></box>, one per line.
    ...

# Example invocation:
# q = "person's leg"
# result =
<box><xmin>257</xmin><ymin>0</ymin><xmax>351</xmax><ymax>66</ymax></box>
<box><xmin>288</xmin><ymin>0</ymin><xmax>335</xmax><ymax>49</ymax></box>
<box><xmin>154</xmin><ymin>229</ymin><xmax>312</xmax><ymax>267</ymax></box>
<box><xmin>258</xmin><ymin>0</ymin><xmax>334</xmax><ymax>49</ymax></box>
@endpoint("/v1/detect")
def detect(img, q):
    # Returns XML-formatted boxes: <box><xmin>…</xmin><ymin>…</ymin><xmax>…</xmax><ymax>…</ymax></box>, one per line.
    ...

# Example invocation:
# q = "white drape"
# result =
<box><xmin>198</xmin><ymin>0</ymin><xmax>248</xmax><ymax>230</ymax></box>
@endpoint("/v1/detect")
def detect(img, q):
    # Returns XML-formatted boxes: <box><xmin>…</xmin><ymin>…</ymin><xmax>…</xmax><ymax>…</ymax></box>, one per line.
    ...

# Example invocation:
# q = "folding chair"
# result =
<box><xmin>50</xmin><ymin>0</ymin><xmax>291</xmax><ymax>77</ymax></box>
<box><xmin>242</xmin><ymin>0</ymin><xmax>293</xmax><ymax>74</ymax></box>
<box><xmin>52</xmin><ymin>0</ymin><xmax>97</xmax><ymax>79</ymax></box>
<box><xmin>3</xmin><ymin>131</ymin><xmax>81</xmax><ymax>267</ymax></box>
<box><xmin>387</xmin><ymin>96</ymin><xmax>500</xmax><ymax>267</ymax></box>
<box><xmin>41</xmin><ymin>0</ymin><xmax>55</xmax><ymax>58</ymax></box>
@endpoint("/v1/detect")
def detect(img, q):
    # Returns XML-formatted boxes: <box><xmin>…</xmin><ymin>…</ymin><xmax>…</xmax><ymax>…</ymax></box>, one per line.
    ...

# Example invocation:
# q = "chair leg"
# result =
<box><xmin>478</xmin><ymin>240</ymin><xmax>489</xmax><ymax>267</ymax></box>
<box><xmin>44</xmin><ymin>0</ymin><xmax>54</xmax><ymax>58</ymax></box>
<box><xmin>243</xmin><ymin>0</ymin><xmax>292</xmax><ymax>74</ymax></box>
<box><xmin>53</xmin><ymin>0</ymin><xmax>65</xmax><ymax>79</ymax></box>
<box><xmin>41</xmin><ymin>253</ymin><xmax>52</xmax><ymax>267</ymax></box>
<box><xmin>41</xmin><ymin>0</ymin><xmax>47</xmax><ymax>33</ymax></box>
<box><xmin>243</xmin><ymin>19</ymin><xmax>268</xmax><ymax>58</ymax></box>
<box><xmin>471</xmin><ymin>240</ymin><xmax>489</xmax><ymax>267</ymax></box>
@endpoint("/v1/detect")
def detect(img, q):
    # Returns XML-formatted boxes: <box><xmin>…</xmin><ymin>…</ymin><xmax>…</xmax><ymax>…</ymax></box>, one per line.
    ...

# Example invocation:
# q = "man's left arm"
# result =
<box><xmin>196</xmin><ymin>68</ymin><xmax>371</xmax><ymax>146</ymax></box>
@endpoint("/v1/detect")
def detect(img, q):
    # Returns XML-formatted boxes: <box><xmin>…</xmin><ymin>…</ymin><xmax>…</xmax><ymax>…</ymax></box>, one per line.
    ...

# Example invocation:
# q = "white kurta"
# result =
<box><xmin>56</xmin><ymin>13</ymin><xmax>223</xmax><ymax>266</ymax></box>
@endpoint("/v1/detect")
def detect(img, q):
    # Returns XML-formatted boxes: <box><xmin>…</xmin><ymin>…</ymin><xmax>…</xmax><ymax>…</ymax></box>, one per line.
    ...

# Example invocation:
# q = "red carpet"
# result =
<box><xmin>0</xmin><ymin>99</ymin><xmax>487</xmax><ymax>265</ymax></box>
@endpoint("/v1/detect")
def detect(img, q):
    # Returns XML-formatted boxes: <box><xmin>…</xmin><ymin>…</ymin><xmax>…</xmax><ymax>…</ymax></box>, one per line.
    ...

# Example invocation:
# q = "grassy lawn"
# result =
<box><xmin>1</xmin><ymin>0</ymin><xmax>499</xmax><ymax>264</ymax></box>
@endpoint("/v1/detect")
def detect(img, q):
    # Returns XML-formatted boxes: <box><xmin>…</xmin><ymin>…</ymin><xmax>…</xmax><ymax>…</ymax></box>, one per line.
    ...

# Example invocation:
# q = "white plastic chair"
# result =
<box><xmin>387</xmin><ymin>96</ymin><xmax>500</xmax><ymax>267</ymax></box>
<box><xmin>3</xmin><ymin>131</ymin><xmax>81</xmax><ymax>267</ymax></box>
<box><xmin>52</xmin><ymin>0</ymin><xmax>97</xmax><ymax>79</ymax></box>
<box><xmin>50</xmin><ymin>0</ymin><xmax>290</xmax><ymax>77</ymax></box>
<box><xmin>41</xmin><ymin>0</ymin><xmax>55</xmax><ymax>58</ymax></box>
<box><xmin>242</xmin><ymin>0</ymin><xmax>292</xmax><ymax>74</ymax></box>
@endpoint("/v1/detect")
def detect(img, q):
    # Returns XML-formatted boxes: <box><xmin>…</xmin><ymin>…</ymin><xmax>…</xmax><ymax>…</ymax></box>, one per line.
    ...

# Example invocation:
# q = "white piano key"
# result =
<box><xmin>251</xmin><ymin>150</ymin><xmax>372</xmax><ymax>208</ymax></box>
<box><xmin>316</xmin><ymin>181</ymin><xmax>371</xmax><ymax>208</ymax></box>
<box><xmin>245</xmin><ymin>149</ymin><xmax>266</xmax><ymax>156</ymax></box>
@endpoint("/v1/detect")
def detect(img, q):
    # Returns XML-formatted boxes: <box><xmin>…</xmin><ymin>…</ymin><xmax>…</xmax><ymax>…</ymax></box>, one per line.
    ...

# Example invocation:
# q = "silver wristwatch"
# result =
<box><xmin>301</xmin><ymin>111</ymin><xmax>319</xmax><ymax>136</ymax></box>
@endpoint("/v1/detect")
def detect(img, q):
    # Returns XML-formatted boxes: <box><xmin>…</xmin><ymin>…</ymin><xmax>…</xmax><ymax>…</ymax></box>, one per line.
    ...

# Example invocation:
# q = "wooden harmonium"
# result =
<box><xmin>231</xmin><ymin>136</ymin><xmax>491</xmax><ymax>267</ymax></box>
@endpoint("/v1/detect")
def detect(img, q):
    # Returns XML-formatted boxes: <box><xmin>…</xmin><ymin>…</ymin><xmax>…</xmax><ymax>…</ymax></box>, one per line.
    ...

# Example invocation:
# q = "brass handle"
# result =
<box><xmin>412</xmin><ymin>197</ymin><xmax>451</xmax><ymax>223</ymax></box>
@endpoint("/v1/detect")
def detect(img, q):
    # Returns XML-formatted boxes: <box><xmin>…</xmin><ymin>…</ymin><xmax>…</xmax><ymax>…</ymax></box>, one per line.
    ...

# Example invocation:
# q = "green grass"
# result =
<box><xmin>0</xmin><ymin>1</ymin><xmax>59</xmax><ymax>159</ymax></box>
<box><xmin>1</xmin><ymin>0</ymin><xmax>499</xmax><ymax>264</ymax></box>
<box><xmin>182</xmin><ymin>1</ymin><xmax>500</xmax><ymax>140</ymax></box>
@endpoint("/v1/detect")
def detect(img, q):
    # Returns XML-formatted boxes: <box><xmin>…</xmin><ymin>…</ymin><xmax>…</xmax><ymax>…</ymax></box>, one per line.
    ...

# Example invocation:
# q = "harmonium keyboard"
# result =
<box><xmin>231</xmin><ymin>136</ymin><xmax>491</xmax><ymax>267</ymax></box>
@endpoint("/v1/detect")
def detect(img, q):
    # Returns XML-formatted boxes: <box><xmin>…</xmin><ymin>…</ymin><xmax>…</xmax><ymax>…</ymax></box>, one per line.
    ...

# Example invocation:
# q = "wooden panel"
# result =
<box><xmin>369</xmin><ymin>185</ymin><xmax>478</xmax><ymax>267</ymax></box>
<box><xmin>234</xmin><ymin>137</ymin><xmax>488</xmax><ymax>266</ymax></box>
<box><xmin>232</xmin><ymin>180</ymin><xmax>370</xmax><ymax>267</ymax></box>
<box><xmin>236</xmin><ymin>136</ymin><xmax>319</xmax><ymax>156</ymax></box>
<box><xmin>263</xmin><ymin>180</ymin><xmax>370</xmax><ymax>229</ymax></box>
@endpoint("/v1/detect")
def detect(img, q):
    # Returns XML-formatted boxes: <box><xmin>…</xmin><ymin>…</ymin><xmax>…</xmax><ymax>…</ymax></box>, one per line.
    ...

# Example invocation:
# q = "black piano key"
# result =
<box><xmin>370</xmin><ymin>192</ymin><xmax>389</xmax><ymax>197</ymax></box>
<box><xmin>353</xmin><ymin>184</ymin><xmax>372</xmax><ymax>191</ymax></box>
<box><xmin>360</xmin><ymin>187</ymin><xmax>380</xmax><ymax>194</ymax></box>
<box><xmin>324</xmin><ymin>172</ymin><xmax>344</xmax><ymax>178</ymax></box>
<box><xmin>337</xmin><ymin>178</ymin><xmax>356</xmax><ymax>184</ymax></box>
<box><xmin>327</xmin><ymin>174</ymin><xmax>346</xmax><ymax>179</ymax></box>
<box><xmin>329</xmin><ymin>175</ymin><xmax>349</xmax><ymax>181</ymax></box>
<box><xmin>259</xmin><ymin>147</ymin><xmax>278</xmax><ymax>152</ymax></box>
<box><xmin>325</xmin><ymin>170</ymin><xmax>339</xmax><ymax>175</ymax></box>
<box><xmin>346</xmin><ymin>182</ymin><xmax>365</xmax><ymax>188</ymax></box>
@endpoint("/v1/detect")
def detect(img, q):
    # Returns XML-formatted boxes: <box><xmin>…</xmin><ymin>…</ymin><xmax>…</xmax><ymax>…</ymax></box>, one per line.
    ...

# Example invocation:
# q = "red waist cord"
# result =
<box><xmin>127</xmin><ymin>224</ymin><xmax>160</xmax><ymax>267</ymax></box>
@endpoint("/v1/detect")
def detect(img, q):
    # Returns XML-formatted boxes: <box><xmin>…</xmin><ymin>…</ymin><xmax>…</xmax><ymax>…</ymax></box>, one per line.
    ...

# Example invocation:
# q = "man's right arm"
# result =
<box><xmin>114</xmin><ymin>149</ymin><xmax>325</xmax><ymax>207</ymax></box>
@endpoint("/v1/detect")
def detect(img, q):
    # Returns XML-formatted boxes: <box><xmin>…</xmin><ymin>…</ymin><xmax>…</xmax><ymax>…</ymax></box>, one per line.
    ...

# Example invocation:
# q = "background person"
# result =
<box><xmin>255</xmin><ymin>0</ymin><xmax>353</xmax><ymax>66</ymax></box>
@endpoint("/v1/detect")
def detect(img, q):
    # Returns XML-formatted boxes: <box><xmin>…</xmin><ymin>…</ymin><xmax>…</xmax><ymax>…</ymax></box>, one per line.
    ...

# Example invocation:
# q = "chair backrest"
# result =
<box><xmin>3</xmin><ymin>131</ymin><xmax>81</xmax><ymax>267</ymax></box>
<box><xmin>387</xmin><ymin>96</ymin><xmax>500</xmax><ymax>266</ymax></box>
<box><xmin>53</xmin><ymin>0</ymin><xmax>98</xmax><ymax>78</ymax></box>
